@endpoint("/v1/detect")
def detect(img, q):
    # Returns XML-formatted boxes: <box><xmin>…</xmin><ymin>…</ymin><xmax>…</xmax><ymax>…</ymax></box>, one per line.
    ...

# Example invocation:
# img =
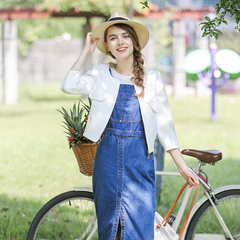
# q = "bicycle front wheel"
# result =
<box><xmin>185</xmin><ymin>188</ymin><xmax>240</xmax><ymax>240</ymax></box>
<box><xmin>27</xmin><ymin>190</ymin><xmax>98</xmax><ymax>240</ymax></box>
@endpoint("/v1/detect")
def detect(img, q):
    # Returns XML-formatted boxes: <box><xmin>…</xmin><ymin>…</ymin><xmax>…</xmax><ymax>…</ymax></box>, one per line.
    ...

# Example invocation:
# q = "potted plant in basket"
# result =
<box><xmin>57</xmin><ymin>99</ymin><xmax>97</xmax><ymax>176</ymax></box>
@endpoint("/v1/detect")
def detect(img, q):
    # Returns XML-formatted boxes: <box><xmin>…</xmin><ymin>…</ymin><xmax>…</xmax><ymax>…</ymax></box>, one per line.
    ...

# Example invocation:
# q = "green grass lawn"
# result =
<box><xmin>0</xmin><ymin>83</ymin><xmax>240</xmax><ymax>239</ymax></box>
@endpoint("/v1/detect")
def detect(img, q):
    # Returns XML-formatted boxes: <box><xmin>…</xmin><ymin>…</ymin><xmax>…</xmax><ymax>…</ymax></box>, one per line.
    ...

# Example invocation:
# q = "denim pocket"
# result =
<box><xmin>111</xmin><ymin>94</ymin><xmax>141</xmax><ymax>123</ymax></box>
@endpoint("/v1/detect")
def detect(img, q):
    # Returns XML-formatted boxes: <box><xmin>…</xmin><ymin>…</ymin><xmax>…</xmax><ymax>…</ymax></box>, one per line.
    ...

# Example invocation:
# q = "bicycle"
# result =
<box><xmin>27</xmin><ymin>149</ymin><xmax>240</xmax><ymax>240</ymax></box>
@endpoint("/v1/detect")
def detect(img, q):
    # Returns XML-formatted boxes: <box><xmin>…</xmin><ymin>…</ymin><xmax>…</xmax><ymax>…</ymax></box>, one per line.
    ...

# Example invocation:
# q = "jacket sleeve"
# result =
<box><xmin>155</xmin><ymin>71</ymin><xmax>180</xmax><ymax>151</ymax></box>
<box><xmin>60</xmin><ymin>68</ymin><xmax>97</xmax><ymax>95</ymax></box>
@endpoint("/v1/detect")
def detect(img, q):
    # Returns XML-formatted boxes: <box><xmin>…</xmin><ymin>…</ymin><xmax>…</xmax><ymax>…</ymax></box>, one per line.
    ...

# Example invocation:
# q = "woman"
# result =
<box><xmin>61</xmin><ymin>11</ymin><xmax>199</xmax><ymax>240</ymax></box>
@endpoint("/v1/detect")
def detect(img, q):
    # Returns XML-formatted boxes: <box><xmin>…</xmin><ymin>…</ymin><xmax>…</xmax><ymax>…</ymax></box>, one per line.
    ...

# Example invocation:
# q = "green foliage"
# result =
<box><xmin>0</xmin><ymin>0</ymin><xmax>42</xmax><ymax>9</ymax></box>
<box><xmin>140</xmin><ymin>0</ymin><xmax>149</xmax><ymax>9</ymax></box>
<box><xmin>57</xmin><ymin>99</ymin><xmax>93</xmax><ymax>147</ymax></box>
<box><xmin>142</xmin><ymin>0</ymin><xmax>240</xmax><ymax>38</ymax></box>
<box><xmin>17</xmin><ymin>18</ymin><xmax>86</xmax><ymax>56</ymax></box>
<box><xmin>38</xmin><ymin>0</ymin><xmax>127</xmax><ymax>16</ymax></box>
<box><xmin>17</xmin><ymin>22</ymin><xmax>45</xmax><ymax>56</ymax></box>
<box><xmin>38</xmin><ymin>0</ymin><xmax>147</xmax><ymax>17</ymax></box>
<box><xmin>200</xmin><ymin>0</ymin><xmax>240</xmax><ymax>38</ymax></box>
<box><xmin>17</xmin><ymin>18</ymin><xmax>86</xmax><ymax>39</ymax></box>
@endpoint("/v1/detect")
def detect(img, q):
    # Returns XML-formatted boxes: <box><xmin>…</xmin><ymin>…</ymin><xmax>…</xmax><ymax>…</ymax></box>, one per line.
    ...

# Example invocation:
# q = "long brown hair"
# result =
<box><xmin>104</xmin><ymin>23</ymin><xmax>145</xmax><ymax>97</ymax></box>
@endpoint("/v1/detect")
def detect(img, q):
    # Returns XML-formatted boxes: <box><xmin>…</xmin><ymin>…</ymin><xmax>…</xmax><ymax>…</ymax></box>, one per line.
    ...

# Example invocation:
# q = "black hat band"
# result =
<box><xmin>108</xmin><ymin>17</ymin><xmax>128</xmax><ymax>22</ymax></box>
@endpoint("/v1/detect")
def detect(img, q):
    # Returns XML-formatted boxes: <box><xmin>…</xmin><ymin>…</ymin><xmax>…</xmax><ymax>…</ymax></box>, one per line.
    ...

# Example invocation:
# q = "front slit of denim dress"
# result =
<box><xmin>93</xmin><ymin>84</ymin><xmax>156</xmax><ymax>240</ymax></box>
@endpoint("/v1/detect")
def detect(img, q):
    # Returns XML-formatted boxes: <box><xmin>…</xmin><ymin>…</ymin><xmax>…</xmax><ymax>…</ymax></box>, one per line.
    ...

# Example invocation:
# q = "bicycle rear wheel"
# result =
<box><xmin>185</xmin><ymin>188</ymin><xmax>240</xmax><ymax>240</ymax></box>
<box><xmin>27</xmin><ymin>190</ymin><xmax>97</xmax><ymax>240</ymax></box>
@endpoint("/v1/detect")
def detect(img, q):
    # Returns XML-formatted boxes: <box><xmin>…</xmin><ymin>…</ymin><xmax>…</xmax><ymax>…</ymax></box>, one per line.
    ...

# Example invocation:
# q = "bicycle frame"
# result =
<box><xmin>155</xmin><ymin>166</ymin><xmax>238</xmax><ymax>240</ymax></box>
<box><xmin>155</xmin><ymin>170</ymin><xmax>191</xmax><ymax>232</ymax></box>
<box><xmin>155</xmin><ymin>161</ymin><xmax>216</xmax><ymax>232</ymax></box>
<box><xmin>181</xmin><ymin>184</ymin><xmax>240</xmax><ymax>239</ymax></box>
<box><xmin>73</xmin><ymin>167</ymin><xmax>240</xmax><ymax>240</ymax></box>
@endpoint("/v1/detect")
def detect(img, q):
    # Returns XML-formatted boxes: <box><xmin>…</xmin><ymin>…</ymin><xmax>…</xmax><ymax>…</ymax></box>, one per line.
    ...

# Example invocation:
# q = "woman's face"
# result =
<box><xmin>105</xmin><ymin>25</ymin><xmax>134</xmax><ymax>61</ymax></box>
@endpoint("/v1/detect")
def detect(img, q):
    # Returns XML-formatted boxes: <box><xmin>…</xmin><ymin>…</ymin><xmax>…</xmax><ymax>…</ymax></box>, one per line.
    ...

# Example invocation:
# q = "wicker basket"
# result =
<box><xmin>72</xmin><ymin>143</ymin><xmax>98</xmax><ymax>176</ymax></box>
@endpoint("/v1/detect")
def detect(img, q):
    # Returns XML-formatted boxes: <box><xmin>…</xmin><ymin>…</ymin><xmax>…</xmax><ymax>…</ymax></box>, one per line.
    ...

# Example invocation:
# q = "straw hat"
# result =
<box><xmin>92</xmin><ymin>11</ymin><xmax>149</xmax><ymax>54</ymax></box>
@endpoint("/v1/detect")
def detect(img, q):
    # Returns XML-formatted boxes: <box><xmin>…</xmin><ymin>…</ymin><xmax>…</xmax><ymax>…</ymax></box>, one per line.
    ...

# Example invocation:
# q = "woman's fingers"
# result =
<box><xmin>181</xmin><ymin>168</ymin><xmax>199</xmax><ymax>187</ymax></box>
<box><xmin>192</xmin><ymin>172</ymin><xmax>199</xmax><ymax>185</ymax></box>
<box><xmin>188</xmin><ymin>177</ymin><xmax>196</xmax><ymax>187</ymax></box>
<box><xmin>85</xmin><ymin>32</ymin><xmax>91</xmax><ymax>44</ymax></box>
<box><xmin>86</xmin><ymin>32</ymin><xmax>92</xmax><ymax>39</ymax></box>
<box><xmin>84</xmin><ymin>32</ymin><xmax>98</xmax><ymax>54</ymax></box>
<box><xmin>87</xmin><ymin>32</ymin><xmax>98</xmax><ymax>45</ymax></box>
<box><xmin>92</xmin><ymin>38</ymin><xmax>99</xmax><ymax>47</ymax></box>
<box><xmin>187</xmin><ymin>172</ymin><xmax>199</xmax><ymax>187</ymax></box>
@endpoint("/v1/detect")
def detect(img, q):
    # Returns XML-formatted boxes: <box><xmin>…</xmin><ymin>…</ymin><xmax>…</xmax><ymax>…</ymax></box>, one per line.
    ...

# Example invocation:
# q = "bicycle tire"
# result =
<box><xmin>27</xmin><ymin>190</ymin><xmax>98</xmax><ymax>240</ymax></box>
<box><xmin>185</xmin><ymin>188</ymin><xmax>240</xmax><ymax>240</ymax></box>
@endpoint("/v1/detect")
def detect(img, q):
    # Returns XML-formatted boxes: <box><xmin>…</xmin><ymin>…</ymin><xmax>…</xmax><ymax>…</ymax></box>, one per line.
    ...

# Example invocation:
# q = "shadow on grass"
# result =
<box><xmin>0</xmin><ymin>195</ymin><xmax>45</xmax><ymax>240</ymax></box>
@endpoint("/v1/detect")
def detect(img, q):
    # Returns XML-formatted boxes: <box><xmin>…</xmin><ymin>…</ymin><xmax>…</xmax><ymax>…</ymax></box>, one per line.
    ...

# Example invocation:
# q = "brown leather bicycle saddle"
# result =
<box><xmin>181</xmin><ymin>149</ymin><xmax>222</xmax><ymax>164</ymax></box>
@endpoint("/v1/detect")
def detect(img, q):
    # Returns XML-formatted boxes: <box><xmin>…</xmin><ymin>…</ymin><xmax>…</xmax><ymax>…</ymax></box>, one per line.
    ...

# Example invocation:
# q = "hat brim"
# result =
<box><xmin>92</xmin><ymin>20</ymin><xmax>149</xmax><ymax>55</ymax></box>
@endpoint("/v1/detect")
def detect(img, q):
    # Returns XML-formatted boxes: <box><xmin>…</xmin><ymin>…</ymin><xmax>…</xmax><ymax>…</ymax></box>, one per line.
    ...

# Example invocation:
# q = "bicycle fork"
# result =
<box><xmin>190</xmin><ymin>168</ymin><xmax>235</xmax><ymax>240</ymax></box>
<box><xmin>204</xmin><ymin>189</ymin><xmax>234</xmax><ymax>240</ymax></box>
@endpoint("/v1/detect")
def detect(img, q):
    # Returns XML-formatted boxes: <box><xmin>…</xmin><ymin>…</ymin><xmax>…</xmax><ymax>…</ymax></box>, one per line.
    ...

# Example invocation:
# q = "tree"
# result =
<box><xmin>141</xmin><ymin>0</ymin><xmax>240</xmax><ymax>39</ymax></box>
<box><xmin>200</xmin><ymin>0</ymin><xmax>240</xmax><ymax>39</ymax></box>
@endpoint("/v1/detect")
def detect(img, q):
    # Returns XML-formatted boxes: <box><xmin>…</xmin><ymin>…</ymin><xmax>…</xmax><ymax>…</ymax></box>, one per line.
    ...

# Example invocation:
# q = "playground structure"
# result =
<box><xmin>183</xmin><ymin>44</ymin><xmax>240</xmax><ymax>122</ymax></box>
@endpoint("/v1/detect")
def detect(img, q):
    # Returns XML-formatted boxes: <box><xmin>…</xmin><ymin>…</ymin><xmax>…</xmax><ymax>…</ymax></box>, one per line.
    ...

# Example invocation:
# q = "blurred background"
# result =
<box><xmin>0</xmin><ymin>0</ymin><xmax>240</xmax><ymax>239</ymax></box>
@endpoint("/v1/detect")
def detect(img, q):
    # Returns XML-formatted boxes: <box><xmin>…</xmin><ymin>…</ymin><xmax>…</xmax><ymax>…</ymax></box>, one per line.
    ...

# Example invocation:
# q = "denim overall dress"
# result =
<box><xmin>93</xmin><ymin>84</ymin><xmax>156</xmax><ymax>240</ymax></box>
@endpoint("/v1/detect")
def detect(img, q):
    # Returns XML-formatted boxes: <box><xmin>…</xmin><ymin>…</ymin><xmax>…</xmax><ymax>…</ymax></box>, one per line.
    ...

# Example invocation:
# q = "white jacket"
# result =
<box><xmin>61</xmin><ymin>63</ymin><xmax>179</xmax><ymax>153</ymax></box>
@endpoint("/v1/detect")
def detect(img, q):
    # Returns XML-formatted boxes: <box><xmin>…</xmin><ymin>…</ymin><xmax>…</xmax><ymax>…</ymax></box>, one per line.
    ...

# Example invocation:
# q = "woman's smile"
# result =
<box><xmin>116</xmin><ymin>47</ymin><xmax>128</xmax><ymax>53</ymax></box>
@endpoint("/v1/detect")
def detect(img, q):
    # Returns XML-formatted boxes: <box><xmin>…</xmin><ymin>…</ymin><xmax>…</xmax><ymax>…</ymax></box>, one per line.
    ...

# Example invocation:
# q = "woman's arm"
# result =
<box><xmin>60</xmin><ymin>33</ymin><xmax>99</xmax><ymax>95</ymax></box>
<box><xmin>168</xmin><ymin>148</ymin><xmax>199</xmax><ymax>187</ymax></box>
<box><xmin>154</xmin><ymin>71</ymin><xmax>199</xmax><ymax>186</ymax></box>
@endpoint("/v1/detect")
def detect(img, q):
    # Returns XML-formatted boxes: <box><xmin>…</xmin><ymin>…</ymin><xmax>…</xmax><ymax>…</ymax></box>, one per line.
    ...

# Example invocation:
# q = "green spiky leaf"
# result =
<box><xmin>57</xmin><ymin>98</ymin><xmax>94</xmax><ymax>148</ymax></box>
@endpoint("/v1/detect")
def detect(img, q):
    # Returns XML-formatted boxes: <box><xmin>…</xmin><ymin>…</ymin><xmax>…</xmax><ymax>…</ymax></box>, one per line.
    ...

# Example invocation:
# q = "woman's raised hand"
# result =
<box><xmin>83</xmin><ymin>32</ymin><xmax>99</xmax><ymax>55</ymax></box>
<box><xmin>70</xmin><ymin>32</ymin><xmax>98</xmax><ymax>71</ymax></box>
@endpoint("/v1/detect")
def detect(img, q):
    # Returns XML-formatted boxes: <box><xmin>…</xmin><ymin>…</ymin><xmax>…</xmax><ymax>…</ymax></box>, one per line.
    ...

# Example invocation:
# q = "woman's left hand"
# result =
<box><xmin>179</xmin><ymin>166</ymin><xmax>199</xmax><ymax>187</ymax></box>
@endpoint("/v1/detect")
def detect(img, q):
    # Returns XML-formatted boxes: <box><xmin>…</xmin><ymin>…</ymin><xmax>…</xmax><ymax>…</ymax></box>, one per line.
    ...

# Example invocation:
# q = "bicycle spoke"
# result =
<box><xmin>27</xmin><ymin>191</ymin><xmax>97</xmax><ymax>240</ymax></box>
<box><xmin>36</xmin><ymin>228</ymin><xmax>61</xmax><ymax>240</ymax></box>
<box><xmin>58</xmin><ymin>203</ymin><xmax>75</xmax><ymax>239</ymax></box>
<box><xmin>38</xmin><ymin>214</ymin><xmax>68</xmax><ymax>239</ymax></box>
